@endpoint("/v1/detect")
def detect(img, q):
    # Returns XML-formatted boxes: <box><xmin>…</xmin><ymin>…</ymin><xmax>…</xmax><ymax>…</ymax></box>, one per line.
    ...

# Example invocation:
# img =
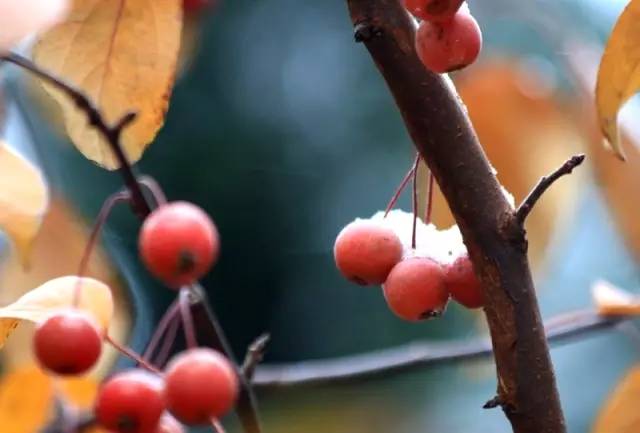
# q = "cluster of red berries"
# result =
<box><xmin>34</xmin><ymin>315</ymin><xmax>238</xmax><ymax>433</ymax></box>
<box><xmin>31</xmin><ymin>200</ymin><xmax>238</xmax><ymax>432</ymax></box>
<box><xmin>334</xmin><ymin>210</ymin><xmax>484</xmax><ymax>321</ymax></box>
<box><xmin>95</xmin><ymin>348</ymin><xmax>238</xmax><ymax>432</ymax></box>
<box><xmin>404</xmin><ymin>0</ymin><xmax>482</xmax><ymax>73</ymax></box>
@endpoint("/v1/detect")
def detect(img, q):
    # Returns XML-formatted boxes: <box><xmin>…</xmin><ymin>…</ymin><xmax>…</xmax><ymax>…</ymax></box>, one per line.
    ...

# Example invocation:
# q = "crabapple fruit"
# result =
<box><xmin>383</xmin><ymin>257</ymin><xmax>449</xmax><ymax>321</ymax></box>
<box><xmin>95</xmin><ymin>369</ymin><xmax>165</xmax><ymax>433</ymax></box>
<box><xmin>33</xmin><ymin>310</ymin><xmax>102</xmax><ymax>376</ymax></box>
<box><xmin>165</xmin><ymin>348</ymin><xmax>239</xmax><ymax>425</ymax></box>
<box><xmin>334</xmin><ymin>220</ymin><xmax>403</xmax><ymax>285</ymax></box>
<box><xmin>404</xmin><ymin>0</ymin><xmax>464</xmax><ymax>22</ymax></box>
<box><xmin>139</xmin><ymin>201</ymin><xmax>220</xmax><ymax>288</ymax></box>
<box><xmin>444</xmin><ymin>254</ymin><xmax>484</xmax><ymax>308</ymax></box>
<box><xmin>415</xmin><ymin>9</ymin><xmax>482</xmax><ymax>73</ymax></box>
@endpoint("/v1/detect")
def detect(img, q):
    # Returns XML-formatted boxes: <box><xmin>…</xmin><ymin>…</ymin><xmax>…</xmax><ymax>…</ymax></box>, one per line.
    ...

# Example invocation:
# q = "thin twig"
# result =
<box><xmin>385</xmin><ymin>152</ymin><xmax>420</xmax><ymax>217</ymax></box>
<box><xmin>411</xmin><ymin>154</ymin><xmax>420</xmax><ymax>249</ymax></box>
<box><xmin>153</xmin><ymin>315</ymin><xmax>181</xmax><ymax>368</ymax></box>
<box><xmin>424</xmin><ymin>170</ymin><xmax>434</xmax><ymax>225</ymax></box>
<box><xmin>179</xmin><ymin>288</ymin><xmax>199</xmax><ymax>349</ymax></box>
<box><xmin>251</xmin><ymin>310</ymin><xmax>626</xmax><ymax>388</ymax></box>
<box><xmin>0</xmin><ymin>52</ymin><xmax>150</xmax><ymax>217</ymax></box>
<box><xmin>241</xmin><ymin>334</ymin><xmax>271</xmax><ymax>381</ymax></box>
<box><xmin>515</xmin><ymin>154</ymin><xmax>586</xmax><ymax>225</ymax></box>
<box><xmin>142</xmin><ymin>299</ymin><xmax>181</xmax><ymax>362</ymax></box>
<box><xmin>105</xmin><ymin>334</ymin><xmax>162</xmax><ymax>374</ymax></box>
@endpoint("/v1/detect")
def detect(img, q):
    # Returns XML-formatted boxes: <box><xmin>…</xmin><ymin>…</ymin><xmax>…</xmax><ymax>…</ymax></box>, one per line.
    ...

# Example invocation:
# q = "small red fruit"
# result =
<box><xmin>165</xmin><ymin>348</ymin><xmax>238</xmax><ymax>425</ymax></box>
<box><xmin>444</xmin><ymin>254</ymin><xmax>484</xmax><ymax>308</ymax></box>
<box><xmin>383</xmin><ymin>257</ymin><xmax>449</xmax><ymax>321</ymax></box>
<box><xmin>334</xmin><ymin>220</ymin><xmax>403</xmax><ymax>285</ymax></box>
<box><xmin>404</xmin><ymin>0</ymin><xmax>464</xmax><ymax>22</ymax></box>
<box><xmin>139</xmin><ymin>201</ymin><xmax>220</xmax><ymax>288</ymax></box>
<box><xmin>415</xmin><ymin>9</ymin><xmax>482</xmax><ymax>73</ymax></box>
<box><xmin>95</xmin><ymin>370</ymin><xmax>166</xmax><ymax>433</ymax></box>
<box><xmin>33</xmin><ymin>310</ymin><xmax>102</xmax><ymax>376</ymax></box>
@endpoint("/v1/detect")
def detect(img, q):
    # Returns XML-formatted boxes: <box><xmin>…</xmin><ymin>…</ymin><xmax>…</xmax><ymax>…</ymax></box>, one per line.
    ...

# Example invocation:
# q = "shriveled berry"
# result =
<box><xmin>139</xmin><ymin>201</ymin><xmax>220</xmax><ymax>288</ymax></box>
<box><xmin>165</xmin><ymin>348</ymin><xmax>238</xmax><ymax>425</ymax></box>
<box><xmin>95</xmin><ymin>369</ymin><xmax>165</xmax><ymax>433</ymax></box>
<box><xmin>415</xmin><ymin>9</ymin><xmax>482</xmax><ymax>73</ymax></box>
<box><xmin>33</xmin><ymin>310</ymin><xmax>102</xmax><ymax>376</ymax></box>
<box><xmin>404</xmin><ymin>0</ymin><xmax>464</xmax><ymax>22</ymax></box>
<box><xmin>334</xmin><ymin>220</ymin><xmax>403</xmax><ymax>285</ymax></box>
<box><xmin>383</xmin><ymin>257</ymin><xmax>449</xmax><ymax>321</ymax></box>
<box><xmin>444</xmin><ymin>254</ymin><xmax>483</xmax><ymax>308</ymax></box>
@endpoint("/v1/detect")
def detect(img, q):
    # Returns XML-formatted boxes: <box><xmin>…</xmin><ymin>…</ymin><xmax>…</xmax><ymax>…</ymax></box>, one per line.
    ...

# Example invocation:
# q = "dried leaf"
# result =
<box><xmin>0</xmin><ymin>0</ymin><xmax>69</xmax><ymax>51</ymax></box>
<box><xmin>595</xmin><ymin>0</ymin><xmax>640</xmax><ymax>160</ymax></box>
<box><xmin>592</xmin><ymin>279</ymin><xmax>640</xmax><ymax>316</ymax></box>
<box><xmin>0</xmin><ymin>143</ymin><xmax>49</xmax><ymax>266</ymax></box>
<box><xmin>593</xmin><ymin>366</ymin><xmax>640</xmax><ymax>433</ymax></box>
<box><xmin>32</xmin><ymin>0</ymin><xmax>183</xmax><ymax>170</ymax></box>
<box><xmin>0</xmin><ymin>276</ymin><xmax>114</xmax><ymax>348</ymax></box>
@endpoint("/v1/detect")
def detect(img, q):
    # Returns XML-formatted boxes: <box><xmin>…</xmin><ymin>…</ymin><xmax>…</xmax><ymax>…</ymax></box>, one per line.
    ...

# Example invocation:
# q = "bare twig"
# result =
<box><xmin>516</xmin><ymin>154</ymin><xmax>586</xmax><ymax>225</ymax></box>
<box><xmin>242</xmin><ymin>334</ymin><xmax>271</xmax><ymax>380</ymax></box>
<box><xmin>252</xmin><ymin>310</ymin><xmax>626</xmax><ymax>388</ymax></box>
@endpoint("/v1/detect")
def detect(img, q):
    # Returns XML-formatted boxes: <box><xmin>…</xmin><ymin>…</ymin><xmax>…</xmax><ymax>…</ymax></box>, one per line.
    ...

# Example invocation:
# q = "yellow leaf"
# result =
<box><xmin>0</xmin><ymin>364</ymin><xmax>52</xmax><ymax>433</ymax></box>
<box><xmin>0</xmin><ymin>364</ymin><xmax>107</xmax><ymax>433</ymax></box>
<box><xmin>0</xmin><ymin>143</ymin><xmax>49</xmax><ymax>267</ymax></box>
<box><xmin>593</xmin><ymin>366</ymin><xmax>640</xmax><ymax>432</ymax></box>
<box><xmin>592</xmin><ymin>279</ymin><xmax>640</xmax><ymax>316</ymax></box>
<box><xmin>595</xmin><ymin>0</ymin><xmax>640</xmax><ymax>160</ymax></box>
<box><xmin>0</xmin><ymin>276</ymin><xmax>114</xmax><ymax>348</ymax></box>
<box><xmin>32</xmin><ymin>0</ymin><xmax>183</xmax><ymax>170</ymax></box>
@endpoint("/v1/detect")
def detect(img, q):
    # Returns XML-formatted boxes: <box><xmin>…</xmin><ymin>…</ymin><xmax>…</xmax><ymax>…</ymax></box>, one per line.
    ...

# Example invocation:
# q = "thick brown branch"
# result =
<box><xmin>252</xmin><ymin>310</ymin><xmax>625</xmax><ymax>388</ymax></box>
<box><xmin>344</xmin><ymin>1</ymin><xmax>565</xmax><ymax>431</ymax></box>
<box><xmin>516</xmin><ymin>154</ymin><xmax>586</xmax><ymax>225</ymax></box>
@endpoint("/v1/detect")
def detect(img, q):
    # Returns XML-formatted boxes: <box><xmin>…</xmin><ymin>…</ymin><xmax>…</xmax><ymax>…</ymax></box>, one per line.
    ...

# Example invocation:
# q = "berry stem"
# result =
<box><xmin>211</xmin><ymin>418</ymin><xmax>228</xmax><ymax>433</ymax></box>
<box><xmin>142</xmin><ymin>299</ymin><xmax>181</xmax><ymax>362</ymax></box>
<box><xmin>73</xmin><ymin>190</ymin><xmax>131</xmax><ymax>307</ymax></box>
<box><xmin>153</xmin><ymin>315</ymin><xmax>181</xmax><ymax>368</ymax></box>
<box><xmin>411</xmin><ymin>155</ymin><xmax>420</xmax><ymax>249</ymax></box>
<box><xmin>179</xmin><ymin>287</ymin><xmax>199</xmax><ymax>349</ymax></box>
<box><xmin>424</xmin><ymin>170</ymin><xmax>435</xmax><ymax>225</ymax></box>
<box><xmin>137</xmin><ymin>175</ymin><xmax>168</xmax><ymax>207</ymax></box>
<box><xmin>384</xmin><ymin>152</ymin><xmax>420</xmax><ymax>217</ymax></box>
<box><xmin>104</xmin><ymin>334</ymin><xmax>162</xmax><ymax>374</ymax></box>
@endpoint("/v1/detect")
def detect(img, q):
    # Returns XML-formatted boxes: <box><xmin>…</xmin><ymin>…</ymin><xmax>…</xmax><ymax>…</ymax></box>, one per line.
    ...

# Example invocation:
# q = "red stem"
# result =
<box><xmin>153</xmin><ymin>315</ymin><xmax>181</xmax><ymax>367</ymax></box>
<box><xmin>104</xmin><ymin>334</ymin><xmax>162</xmax><ymax>374</ymax></box>
<box><xmin>384</xmin><ymin>152</ymin><xmax>420</xmax><ymax>217</ymax></box>
<box><xmin>411</xmin><ymin>155</ymin><xmax>420</xmax><ymax>249</ymax></box>
<box><xmin>179</xmin><ymin>288</ymin><xmax>199</xmax><ymax>349</ymax></box>
<box><xmin>142</xmin><ymin>299</ymin><xmax>181</xmax><ymax>361</ymax></box>
<box><xmin>424</xmin><ymin>170</ymin><xmax>434</xmax><ymax>225</ymax></box>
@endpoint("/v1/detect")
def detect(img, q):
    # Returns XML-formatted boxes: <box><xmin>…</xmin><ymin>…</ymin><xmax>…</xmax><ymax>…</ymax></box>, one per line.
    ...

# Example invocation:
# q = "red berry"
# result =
<box><xmin>404</xmin><ymin>0</ymin><xmax>464</xmax><ymax>22</ymax></box>
<box><xmin>383</xmin><ymin>257</ymin><xmax>449</xmax><ymax>321</ymax></box>
<box><xmin>165</xmin><ymin>348</ymin><xmax>238</xmax><ymax>425</ymax></box>
<box><xmin>157</xmin><ymin>415</ymin><xmax>185</xmax><ymax>433</ymax></box>
<box><xmin>444</xmin><ymin>254</ymin><xmax>484</xmax><ymax>308</ymax></box>
<box><xmin>33</xmin><ymin>310</ymin><xmax>102</xmax><ymax>376</ymax></box>
<box><xmin>95</xmin><ymin>370</ymin><xmax>166</xmax><ymax>433</ymax></box>
<box><xmin>334</xmin><ymin>220</ymin><xmax>403</xmax><ymax>285</ymax></box>
<box><xmin>139</xmin><ymin>201</ymin><xmax>220</xmax><ymax>288</ymax></box>
<box><xmin>415</xmin><ymin>9</ymin><xmax>482</xmax><ymax>73</ymax></box>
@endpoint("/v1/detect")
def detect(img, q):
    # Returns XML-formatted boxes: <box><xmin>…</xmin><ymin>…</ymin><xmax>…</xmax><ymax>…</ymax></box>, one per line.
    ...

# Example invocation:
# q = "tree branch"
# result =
<box><xmin>252</xmin><ymin>310</ymin><xmax>626</xmax><ymax>388</ymax></box>
<box><xmin>516</xmin><ymin>154</ymin><xmax>586</xmax><ymax>225</ymax></box>
<box><xmin>2</xmin><ymin>52</ymin><xmax>262</xmax><ymax>433</ymax></box>
<box><xmin>344</xmin><ymin>1</ymin><xmax>566</xmax><ymax>431</ymax></box>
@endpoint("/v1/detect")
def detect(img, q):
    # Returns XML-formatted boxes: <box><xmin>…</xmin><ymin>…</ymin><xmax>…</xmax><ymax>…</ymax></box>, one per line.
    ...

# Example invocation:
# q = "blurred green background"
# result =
<box><xmin>3</xmin><ymin>0</ymin><xmax>640</xmax><ymax>432</ymax></box>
